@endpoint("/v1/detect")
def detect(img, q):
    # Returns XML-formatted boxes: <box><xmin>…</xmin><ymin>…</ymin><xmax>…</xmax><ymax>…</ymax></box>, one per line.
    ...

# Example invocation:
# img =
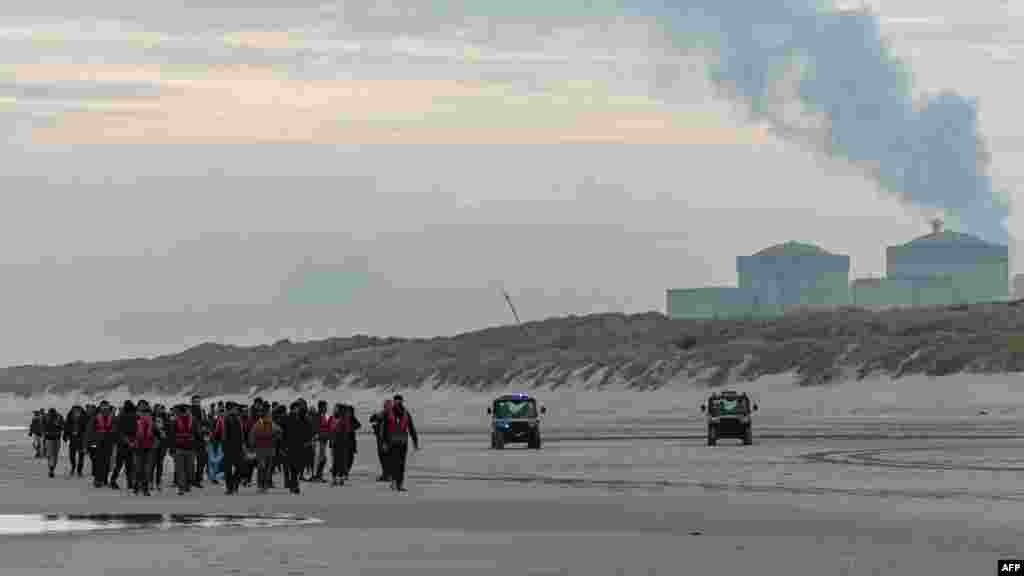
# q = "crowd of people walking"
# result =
<box><xmin>27</xmin><ymin>394</ymin><xmax>420</xmax><ymax>494</ymax></box>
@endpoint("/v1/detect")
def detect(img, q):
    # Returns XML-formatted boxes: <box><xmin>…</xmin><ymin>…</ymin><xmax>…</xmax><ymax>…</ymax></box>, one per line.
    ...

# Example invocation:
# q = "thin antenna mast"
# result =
<box><xmin>502</xmin><ymin>289</ymin><xmax>521</xmax><ymax>325</ymax></box>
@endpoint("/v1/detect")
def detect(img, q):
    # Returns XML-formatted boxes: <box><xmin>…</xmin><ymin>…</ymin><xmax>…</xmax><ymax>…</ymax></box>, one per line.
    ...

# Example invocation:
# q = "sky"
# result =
<box><xmin>0</xmin><ymin>0</ymin><xmax>1021</xmax><ymax>366</ymax></box>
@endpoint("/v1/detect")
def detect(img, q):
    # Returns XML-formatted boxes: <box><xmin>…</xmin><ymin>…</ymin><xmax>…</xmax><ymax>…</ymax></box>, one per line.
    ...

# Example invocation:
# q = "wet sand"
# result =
<box><xmin>0</xmin><ymin>423</ymin><xmax>1022</xmax><ymax>575</ymax></box>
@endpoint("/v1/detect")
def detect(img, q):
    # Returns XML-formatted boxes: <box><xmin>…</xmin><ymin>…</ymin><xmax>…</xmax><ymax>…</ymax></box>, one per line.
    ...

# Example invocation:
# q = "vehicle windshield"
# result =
<box><xmin>709</xmin><ymin>397</ymin><xmax>748</xmax><ymax>416</ymax></box>
<box><xmin>493</xmin><ymin>398</ymin><xmax>537</xmax><ymax>419</ymax></box>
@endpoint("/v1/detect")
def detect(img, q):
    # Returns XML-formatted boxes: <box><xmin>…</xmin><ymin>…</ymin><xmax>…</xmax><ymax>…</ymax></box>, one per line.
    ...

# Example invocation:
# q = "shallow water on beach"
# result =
<box><xmin>0</xmin><ymin>513</ymin><xmax>324</xmax><ymax>536</ymax></box>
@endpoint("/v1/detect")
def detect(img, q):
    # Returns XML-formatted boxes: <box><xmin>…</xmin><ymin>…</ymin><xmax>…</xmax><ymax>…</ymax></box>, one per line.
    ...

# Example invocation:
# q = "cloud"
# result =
<box><xmin>0</xmin><ymin>80</ymin><xmax>167</xmax><ymax>101</ymax></box>
<box><xmin>15</xmin><ymin>62</ymin><xmax>769</xmax><ymax>145</ymax></box>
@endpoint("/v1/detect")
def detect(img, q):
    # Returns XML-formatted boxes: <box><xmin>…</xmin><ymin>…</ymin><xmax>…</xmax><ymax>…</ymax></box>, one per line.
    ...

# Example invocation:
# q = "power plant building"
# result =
<box><xmin>667</xmin><ymin>241</ymin><xmax>851</xmax><ymax>320</ymax></box>
<box><xmin>666</xmin><ymin>287</ymin><xmax>759</xmax><ymax>320</ymax></box>
<box><xmin>667</xmin><ymin>222</ymin><xmax>1010</xmax><ymax>320</ymax></box>
<box><xmin>737</xmin><ymin>242</ymin><xmax>852</xmax><ymax>314</ymax></box>
<box><xmin>884</xmin><ymin>223</ymin><xmax>1008</xmax><ymax>305</ymax></box>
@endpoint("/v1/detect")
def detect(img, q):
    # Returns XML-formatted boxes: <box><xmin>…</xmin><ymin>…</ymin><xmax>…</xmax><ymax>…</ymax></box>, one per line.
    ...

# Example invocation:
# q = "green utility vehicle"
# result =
<box><xmin>487</xmin><ymin>394</ymin><xmax>546</xmax><ymax>450</ymax></box>
<box><xmin>700</xmin><ymin>390</ymin><xmax>758</xmax><ymax>446</ymax></box>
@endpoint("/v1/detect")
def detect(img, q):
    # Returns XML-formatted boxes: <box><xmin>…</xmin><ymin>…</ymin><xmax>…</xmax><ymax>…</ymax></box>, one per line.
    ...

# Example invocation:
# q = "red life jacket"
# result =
<box><xmin>95</xmin><ymin>414</ymin><xmax>113</xmax><ymax>434</ymax></box>
<box><xmin>333</xmin><ymin>413</ymin><xmax>351</xmax><ymax>434</ymax></box>
<box><xmin>135</xmin><ymin>415</ymin><xmax>155</xmax><ymax>449</ymax></box>
<box><xmin>212</xmin><ymin>415</ymin><xmax>225</xmax><ymax>441</ymax></box>
<box><xmin>174</xmin><ymin>415</ymin><xmax>194</xmax><ymax>450</ymax></box>
<box><xmin>387</xmin><ymin>410</ymin><xmax>410</xmax><ymax>442</ymax></box>
<box><xmin>319</xmin><ymin>414</ymin><xmax>333</xmax><ymax>435</ymax></box>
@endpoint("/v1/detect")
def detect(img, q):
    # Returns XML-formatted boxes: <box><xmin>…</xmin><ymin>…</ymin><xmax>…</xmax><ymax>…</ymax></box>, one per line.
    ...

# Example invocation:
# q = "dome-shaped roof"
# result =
<box><xmin>753</xmin><ymin>241</ymin><xmax>832</xmax><ymax>257</ymax></box>
<box><xmin>901</xmin><ymin>230</ymin><xmax>997</xmax><ymax>247</ymax></box>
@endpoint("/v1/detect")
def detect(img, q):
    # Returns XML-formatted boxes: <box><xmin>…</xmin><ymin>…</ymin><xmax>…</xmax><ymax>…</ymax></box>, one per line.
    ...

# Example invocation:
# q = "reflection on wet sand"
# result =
<box><xmin>0</xmin><ymin>513</ymin><xmax>323</xmax><ymax>535</ymax></box>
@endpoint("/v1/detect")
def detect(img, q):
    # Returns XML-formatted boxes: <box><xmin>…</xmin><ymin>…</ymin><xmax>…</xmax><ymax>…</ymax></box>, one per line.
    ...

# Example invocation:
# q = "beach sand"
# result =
<box><xmin>1</xmin><ymin>411</ymin><xmax>1023</xmax><ymax>575</ymax></box>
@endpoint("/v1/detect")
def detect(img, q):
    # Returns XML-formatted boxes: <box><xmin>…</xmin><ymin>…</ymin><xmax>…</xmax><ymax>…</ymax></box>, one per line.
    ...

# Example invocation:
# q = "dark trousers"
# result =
<box><xmin>174</xmin><ymin>449</ymin><xmax>194</xmax><ymax>492</ymax></box>
<box><xmin>331</xmin><ymin>439</ymin><xmax>351</xmax><ymax>479</ymax></box>
<box><xmin>245</xmin><ymin>456</ymin><xmax>256</xmax><ymax>485</ymax></box>
<box><xmin>110</xmin><ymin>444</ymin><xmax>134</xmax><ymax>487</ymax></box>
<box><xmin>285</xmin><ymin>450</ymin><xmax>304</xmax><ymax>492</ymax></box>
<box><xmin>223</xmin><ymin>449</ymin><xmax>242</xmax><ymax>492</ymax></box>
<box><xmin>376</xmin><ymin>436</ymin><xmax>389</xmax><ymax>479</ymax></box>
<box><xmin>134</xmin><ymin>448</ymin><xmax>153</xmax><ymax>492</ymax></box>
<box><xmin>87</xmin><ymin>443</ymin><xmax>98</xmax><ymax>478</ymax></box>
<box><xmin>387</xmin><ymin>442</ymin><xmax>409</xmax><ymax>488</ymax></box>
<box><xmin>257</xmin><ymin>455</ymin><xmax>274</xmax><ymax>490</ymax></box>
<box><xmin>194</xmin><ymin>441</ymin><xmax>207</xmax><ymax>484</ymax></box>
<box><xmin>151</xmin><ymin>446</ymin><xmax>167</xmax><ymax>486</ymax></box>
<box><xmin>93</xmin><ymin>441</ymin><xmax>112</xmax><ymax>485</ymax></box>
<box><xmin>68</xmin><ymin>439</ymin><xmax>84</xmax><ymax>476</ymax></box>
<box><xmin>346</xmin><ymin>440</ymin><xmax>357</xmax><ymax>475</ymax></box>
<box><xmin>305</xmin><ymin>445</ymin><xmax>315</xmax><ymax>478</ymax></box>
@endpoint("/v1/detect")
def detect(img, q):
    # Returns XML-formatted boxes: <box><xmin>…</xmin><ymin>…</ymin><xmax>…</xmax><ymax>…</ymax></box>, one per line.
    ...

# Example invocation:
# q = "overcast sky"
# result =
<box><xmin>0</xmin><ymin>0</ymin><xmax>1021</xmax><ymax>366</ymax></box>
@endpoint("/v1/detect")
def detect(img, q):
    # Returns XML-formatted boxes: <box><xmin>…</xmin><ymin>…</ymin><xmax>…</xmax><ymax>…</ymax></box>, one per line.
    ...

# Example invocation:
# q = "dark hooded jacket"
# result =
<box><xmin>115</xmin><ymin>406</ymin><xmax>138</xmax><ymax>446</ymax></box>
<box><xmin>63</xmin><ymin>408</ymin><xmax>87</xmax><ymax>443</ymax></box>
<box><xmin>282</xmin><ymin>409</ymin><xmax>313</xmax><ymax>452</ymax></box>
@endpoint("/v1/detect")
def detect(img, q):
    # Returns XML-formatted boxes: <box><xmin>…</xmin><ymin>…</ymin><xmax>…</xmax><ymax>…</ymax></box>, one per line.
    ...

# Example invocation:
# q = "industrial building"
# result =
<box><xmin>737</xmin><ymin>241</ymin><xmax>851</xmax><ymax>314</ymax></box>
<box><xmin>667</xmin><ymin>220</ymin><xmax>1011</xmax><ymax>320</ymax></box>
<box><xmin>852</xmin><ymin>220</ymin><xmax>1009</xmax><ymax>309</ymax></box>
<box><xmin>665</xmin><ymin>287</ymin><xmax>759</xmax><ymax>320</ymax></box>
<box><xmin>667</xmin><ymin>241</ymin><xmax>851</xmax><ymax>320</ymax></box>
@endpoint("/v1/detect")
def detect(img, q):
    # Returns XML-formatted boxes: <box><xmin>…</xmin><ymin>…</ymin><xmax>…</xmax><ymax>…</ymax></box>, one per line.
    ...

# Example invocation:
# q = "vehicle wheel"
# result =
<box><xmin>529</xmin><ymin>433</ymin><xmax>542</xmax><ymax>450</ymax></box>
<box><xmin>490</xmin><ymin>434</ymin><xmax>497</xmax><ymax>449</ymax></box>
<box><xmin>495</xmin><ymin>432</ymin><xmax>505</xmax><ymax>450</ymax></box>
<box><xmin>743</xmin><ymin>426</ymin><xmax>753</xmax><ymax>445</ymax></box>
<box><xmin>707</xmin><ymin>426</ymin><xmax>717</xmax><ymax>446</ymax></box>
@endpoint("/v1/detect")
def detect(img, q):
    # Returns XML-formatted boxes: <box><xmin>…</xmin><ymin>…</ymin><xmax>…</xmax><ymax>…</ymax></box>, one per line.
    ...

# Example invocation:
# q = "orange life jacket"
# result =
<box><xmin>252</xmin><ymin>418</ymin><xmax>275</xmax><ymax>450</ymax></box>
<box><xmin>174</xmin><ymin>415</ymin><xmax>194</xmax><ymax>450</ymax></box>
<box><xmin>95</xmin><ymin>414</ymin><xmax>113</xmax><ymax>434</ymax></box>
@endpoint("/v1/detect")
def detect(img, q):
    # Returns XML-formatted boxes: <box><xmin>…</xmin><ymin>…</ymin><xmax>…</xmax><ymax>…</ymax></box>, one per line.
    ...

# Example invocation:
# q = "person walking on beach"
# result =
<box><xmin>133</xmin><ymin>401</ymin><xmax>156</xmax><ymax>496</ymax></box>
<box><xmin>190</xmin><ymin>396</ymin><xmax>207</xmax><ymax>488</ymax></box>
<box><xmin>301</xmin><ymin>399</ymin><xmax>316</xmax><ymax>481</ymax></box>
<box><xmin>283</xmin><ymin>401</ymin><xmax>311</xmax><ymax>494</ymax></box>
<box><xmin>331</xmin><ymin>404</ymin><xmax>361</xmax><ymax>484</ymax></box>
<box><xmin>343</xmin><ymin>404</ymin><xmax>361</xmax><ymax>479</ymax></box>
<box><xmin>150</xmin><ymin>404</ymin><xmax>170</xmax><ymax>491</ymax></box>
<box><xmin>329</xmin><ymin>403</ymin><xmax>347</xmax><ymax>485</ymax></box>
<box><xmin>240</xmin><ymin>404</ymin><xmax>257</xmax><ymax>487</ymax></box>
<box><xmin>218</xmin><ymin>402</ymin><xmax>245</xmax><ymax>495</ymax></box>
<box><xmin>173</xmin><ymin>404</ymin><xmax>196</xmax><ymax>495</ymax></box>
<box><xmin>314</xmin><ymin>400</ymin><xmax>332</xmax><ymax>482</ymax></box>
<box><xmin>381</xmin><ymin>395</ymin><xmax>419</xmax><ymax>492</ymax></box>
<box><xmin>271</xmin><ymin>403</ymin><xmax>287</xmax><ymax>487</ymax></box>
<box><xmin>29</xmin><ymin>410</ymin><xmax>43</xmax><ymax>458</ymax></box>
<box><xmin>42</xmin><ymin>408</ymin><xmax>64</xmax><ymax>478</ymax></box>
<box><xmin>63</xmin><ymin>405</ymin><xmax>87</xmax><ymax>477</ymax></box>
<box><xmin>250</xmin><ymin>404</ymin><xmax>278</xmax><ymax>492</ymax></box>
<box><xmin>109</xmin><ymin>400</ymin><xmax>137</xmax><ymax>491</ymax></box>
<box><xmin>90</xmin><ymin>402</ymin><xmax>115</xmax><ymax>487</ymax></box>
<box><xmin>82</xmin><ymin>404</ymin><xmax>98</xmax><ymax>478</ymax></box>
<box><xmin>370</xmin><ymin>400</ymin><xmax>392</xmax><ymax>482</ymax></box>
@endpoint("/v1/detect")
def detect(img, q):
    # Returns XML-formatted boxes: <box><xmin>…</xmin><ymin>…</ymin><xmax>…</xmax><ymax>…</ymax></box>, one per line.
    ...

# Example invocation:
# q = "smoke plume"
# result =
<box><xmin>638</xmin><ymin>0</ymin><xmax>1010</xmax><ymax>244</ymax></box>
